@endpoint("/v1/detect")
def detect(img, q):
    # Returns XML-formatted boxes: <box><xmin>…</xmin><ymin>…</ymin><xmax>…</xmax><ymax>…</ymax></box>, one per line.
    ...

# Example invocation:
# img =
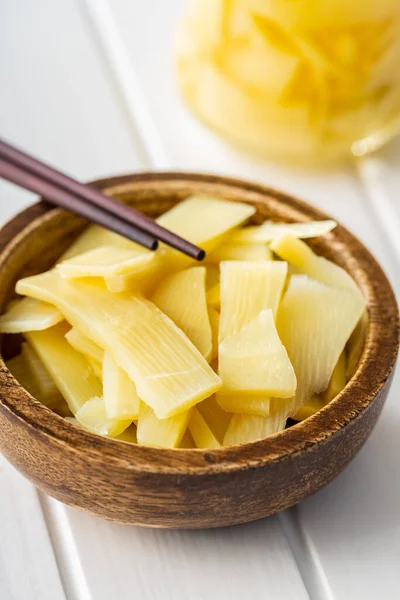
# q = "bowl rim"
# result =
<box><xmin>0</xmin><ymin>171</ymin><xmax>398</xmax><ymax>476</ymax></box>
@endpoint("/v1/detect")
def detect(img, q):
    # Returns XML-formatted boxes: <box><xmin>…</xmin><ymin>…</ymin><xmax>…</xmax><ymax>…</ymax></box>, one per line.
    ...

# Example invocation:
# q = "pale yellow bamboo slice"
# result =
<box><xmin>293</xmin><ymin>395</ymin><xmax>325</xmax><ymax>421</ymax></box>
<box><xmin>347</xmin><ymin>310</ymin><xmax>368</xmax><ymax>378</ymax></box>
<box><xmin>102</xmin><ymin>351</ymin><xmax>141</xmax><ymax>419</ymax></box>
<box><xmin>156</xmin><ymin>195</ymin><xmax>256</xmax><ymax>252</ymax></box>
<box><xmin>0</xmin><ymin>297</ymin><xmax>63</xmax><ymax>333</ymax></box>
<box><xmin>196</xmin><ymin>395</ymin><xmax>232</xmax><ymax>443</ymax></box>
<box><xmin>219</xmin><ymin>260</ymin><xmax>288</xmax><ymax>342</ymax></box>
<box><xmin>76</xmin><ymin>396</ymin><xmax>132</xmax><ymax>437</ymax></box>
<box><xmin>208</xmin><ymin>307</ymin><xmax>220</xmax><ymax>361</ymax></box>
<box><xmin>188</xmin><ymin>408</ymin><xmax>221</xmax><ymax>449</ymax></box>
<box><xmin>137</xmin><ymin>402</ymin><xmax>191</xmax><ymax>448</ymax></box>
<box><xmin>223</xmin><ymin>404</ymin><xmax>288</xmax><ymax>446</ymax></box>
<box><xmin>104</xmin><ymin>255</ymin><xmax>165</xmax><ymax>294</ymax></box>
<box><xmin>216</xmin><ymin>393</ymin><xmax>270</xmax><ymax>416</ymax></box>
<box><xmin>323</xmin><ymin>350</ymin><xmax>347</xmax><ymax>402</ymax></box>
<box><xmin>277</xmin><ymin>275</ymin><xmax>365</xmax><ymax>410</ymax></box>
<box><xmin>207</xmin><ymin>243</ymin><xmax>272</xmax><ymax>263</ymax></box>
<box><xmin>179</xmin><ymin>429</ymin><xmax>195</xmax><ymax>448</ymax></box>
<box><xmin>25</xmin><ymin>322</ymin><xmax>102</xmax><ymax>414</ymax></box>
<box><xmin>6</xmin><ymin>353</ymin><xmax>41</xmax><ymax>400</ymax></box>
<box><xmin>17</xmin><ymin>272</ymin><xmax>221</xmax><ymax>418</ymax></box>
<box><xmin>60</xmin><ymin>224</ymin><xmax>137</xmax><ymax>260</ymax></box>
<box><xmin>271</xmin><ymin>234</ymin><xmax>362</xmax><ymax>297</ymax></box>
<box><xmin>206</xmin><ymin>283</ymin><xmax>220</xmax><ymax>309</ymax></box>
<box><xmin>65</xmin><ymin>328</ymin><xmax>104</xmax><ymax>365</ymax></box>
<box><xmin>151</xmin><ymin>267</ymin><xmax>212</xmax><ymax>361</ymax></box>
<box><xmin>231</xmin><ymin>220</ymin><xmax>336</xmax><ymax>244</ymax></box>
<box><xmin>114</xmin><ymin>424</ymin><xmax>138</xmax><ymax>444</ymax></box>
<box><xmin>58</xmin><ymin>245</ymin><xmax>155</xmax><ymax>278</ymax></box>
<box><xmin>219</xmin><ymin>309</ymin><xmax>297</xmax><ymax>397</ymax></box>
<box><xmin>21</xmin><ymin>342</ymin><xmax>63</xmax><ymax>407</ymax></box>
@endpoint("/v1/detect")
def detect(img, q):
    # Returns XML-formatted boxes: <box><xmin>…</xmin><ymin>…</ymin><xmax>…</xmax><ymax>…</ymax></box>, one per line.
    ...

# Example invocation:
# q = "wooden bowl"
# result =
<box><xmin>0</xmin><ymin>173</ymin><xmax>398</xmax><ymax>529</ymax></box>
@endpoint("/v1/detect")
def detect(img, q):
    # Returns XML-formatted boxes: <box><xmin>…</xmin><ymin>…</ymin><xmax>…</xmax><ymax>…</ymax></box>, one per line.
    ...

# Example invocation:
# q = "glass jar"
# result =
<box><xmin>176</xmin><ymin>0</ymin><xmax>400</xmax><ymax>163</ymax></box>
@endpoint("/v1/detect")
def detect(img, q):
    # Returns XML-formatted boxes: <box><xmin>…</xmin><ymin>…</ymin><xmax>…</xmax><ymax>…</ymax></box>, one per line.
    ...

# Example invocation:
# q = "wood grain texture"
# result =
<box><xmin>0</xmin><ymin>173</ymin><xmax>398</xmax><ymax>528</ymax></box>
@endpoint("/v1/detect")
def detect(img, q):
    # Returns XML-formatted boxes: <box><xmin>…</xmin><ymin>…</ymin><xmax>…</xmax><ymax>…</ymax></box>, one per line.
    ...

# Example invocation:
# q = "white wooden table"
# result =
<box><xmin>1</xmin><ymin>2</ymin><xmax>399</xmax><ymax>599</ymax></box>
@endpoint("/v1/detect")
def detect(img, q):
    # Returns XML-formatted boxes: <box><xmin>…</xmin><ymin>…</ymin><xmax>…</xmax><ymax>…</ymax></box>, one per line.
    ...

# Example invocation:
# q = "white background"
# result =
<box><xmin>0</xmin><ymin>1</ymin><xmax>399</xmax><ymax>599</ymax></box>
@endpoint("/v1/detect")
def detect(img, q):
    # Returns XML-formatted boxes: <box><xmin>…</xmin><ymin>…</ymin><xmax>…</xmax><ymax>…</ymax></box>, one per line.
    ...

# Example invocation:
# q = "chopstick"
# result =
<box><xmin>0</xmin><ymin>139</ymin><xmax>205</xmax><ymax>260</ymax></box>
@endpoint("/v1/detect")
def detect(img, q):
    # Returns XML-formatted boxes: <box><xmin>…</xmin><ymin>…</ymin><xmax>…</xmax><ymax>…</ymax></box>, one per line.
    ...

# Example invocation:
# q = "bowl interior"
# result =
<box><xmin>0</xmin><ymin>172</ymin><xmax>398</xmax><ymax>474</ymax></box>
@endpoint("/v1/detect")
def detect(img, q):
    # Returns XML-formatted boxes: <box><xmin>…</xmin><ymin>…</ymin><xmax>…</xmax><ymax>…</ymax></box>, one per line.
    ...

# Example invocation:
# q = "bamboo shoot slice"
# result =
<box><xmin>6</xmin><ymin>353</ymin><xmax>41</xmax><ymax>399</ymax></box>
<box><xmin>207</xmin><ymin>243</ymin><xmax>272</xmax><ymax>263</ymax></box>
<box><xmin>323</xmin><ymin>350</ymin><xmax>347</xmax><ymax>402</ymax></box>
<box><xmin>21</xmin><ymin>342</ymin><xmax>63</xmax><ymax>407</ymax></box>
<box><xmin>137</xmin><ymin>402</ymin><xmax>190</xmax><ymax>448</ymax></box>
<box><xmin>293</xmin><ymin>395</ymin><xmax>325</xmax><ymax>421</ymax></box>
<box><xmin>277</xmin><ymin>275</ymin><xmax>365</xmax><ymax>410</ymax></box>
<box><xmin>102</xmin><ymin>351</ymin><xmax>141</xmax><ymax>419</ymax></box>
<box><xmin>151</xmin><ymin>267</ymin><xmax>212</xmax><ymax>361</ymax></box>
<box><xmin>208</xmin><ymin>307</ymin><xmax>220</xmax><ymax>361</ymax></box>
<box><xmin>180</xmin><ymin>430</ymin><xmax>195</xmax><ymax>448</ymax></box>
<box><xmin>231</xmin><ymin>220</ymin><xmax>336</xmax><ymax>244</ymax></box>
<box><xmin>0</xmin><ymin>297</ymin><xmax>63</xmax><ymax>333</ymax></box>
<box><xmin>271</xmin><ymin>234</ymin><xmax>362</xmax><ymax>297</ymax></box>
<box><xmin>60</xmin><ymin>224</ymin><xmax>137</xmax><ymax>260</ymax></box>
<box><xmin>196</xmin><ymin>395</ymin><xmax>232</xmax><ymax>443</ymax></box>
<box><xmin>347</xmin><ymin>310</ymin><xmax>368</xmax><ymax>378</ymax></box>
<box><xmin>58</xmin><ymin>245</ymin><xmax>154</xmax><ymax>278</ymax></box>
<box><xmin>25</xmin><ymin>322</ymin><xmax>102</xmax><ymax>414</ymax></box>
<box><xmin>114</xmin><ymin>424</ymin><xmax>137</xmax><ymax>443</ymax></box>
<box><xmin>219</xmin><ymin>261</ymin><xmax>288</xmax><ymax>342</ymax></box>
<box><xmin>216</xmin><ymin>393</ymin><xmax>270</xmax><ymax>416</ymax></box>
<box><xmin>223</xmin><ymin>405</ymin><xmax>288</xmax><ymax>446</ymax></box>
<box><xmin>219</xmin><ymin>309</ymin><xmax>297</xmax><ymax>397</ymax></box>
<box><xmin>65</xmin><ymin>328</ymin><xmax>104</xmax><ymax>365</ymax></box>
<box><xmin>17</xmin><ymin>272</ymin><xmax>221</xmax><ymax>418</ymax></box>
<box><xmin>76</xmin><ymin>396</ymin><xmax>131</xmax><ymax>437</ymax></box>
<box><xmin>156</xmin><ymin>195</ymin><xmax>256</xmax><ymax>252</ymax></box>
<box><xmin>188</xmin><ymin>408</ymin><xmax>221</xmax><ymax>448</ymax></box>
<box><xmin>104</xmin><ymin>257</ymin><xmax>164</xmax><ymax>294</ymax></box>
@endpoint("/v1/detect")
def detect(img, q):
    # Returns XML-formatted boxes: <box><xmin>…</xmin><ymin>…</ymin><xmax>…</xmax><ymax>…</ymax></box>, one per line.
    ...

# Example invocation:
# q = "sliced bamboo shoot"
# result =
<box><xmin>208</xmin><ymin>306</ymin><xmax>220</xmax><ymax>361</ymax></box>
<box><xmin>323</xmin><ymin>350</ymin><xmax>347</xmax><ymax>402</ymax></box>
<box><xmin>347</xmin><ymin>310</ymin><xmax>368</xmax><ymax>378</ymax></box>
<box><xmin>293</xmin><ymin>395</ymin><xmax>325</xmax><ymax>421</ymax></box>
<box><xmin>21</xmin><ymin>342</ymin><xmax>62</xmax><ymax>407</ymax></box>
<box><xmin>156</xmin><ymin>195</ymin><xmax>256</xmax><ymax>252</ymax></box>
<box><xmin>219</xmin><ymin>309</ymin><xmax>297</xmax><ymax>397</ymax></box>
<box><xmin>17</xmin><ymin>272</ymin><xmax>221</xmax><ymax>418</ymax></box>
<box><xmin>137</xmin><ymin>402</ymin><xmax>190</xmax><ymax>448</ymax></box>
<box><xmin>102</xmin><ymin>351</ymin><xmax>141</xmax><ymax>419</ymax></box>
<box><xmin>196</xmin><ymin>395</ymin><xmax>232</xmax><ymax>443</ymax></box>
<box><xmin>216</xmin><ymin>393</ymin><xmax>270</xmax><ymax>416</ymax></box>
<box><xmin>219</xmin><ymin>261</ymin><xmax>288</xmax><ymax>342</ymax></box>
<box><xmin>76</xmin><ymin>396</ymin><xmax>132</xmax><ymax>437</ymax></box>
<box><xmin>58</xmin><ymin>245</ymin><xmax>154</xmax><ymax>278</ymax></box>
<box><xmin>25</xmin><ymin>322</ymin><xmax>102</xmax><ymax>414</ymax></box>
<box><xmin>207</xmin><ymin>243</ymin><xmax>272</xmax><ymax>263</ymax></box>
<box><xmin>277</xmin><ymin>275</ymin><xmax>365</xmax><ymax>410</ymax></box>
<box><xmin>223</xmin><ymin>404</ymin><xmax>288</xmax><ymax>445</ymax></box>
<box><xmin>271</xmin><ymin>234</ymin><xmax>362</xmax><ymax>296</ymax></box>
<box><xmin>65</xmin><ymin>328</ymin><xmax>104</xmax><ymax>365</ymax></box>
<box><xmin>188</xmin><ymin>408</ymin><xmax>221</xmax><ymax>448</ymax></box>
<box><xmin>231</xmin><ymin>219</ymin><xmax>336</xmax><ymax>244</ymax></box>
<box><xmin>60</xmin><ymin>224</ymin><xmax>137</xmax><ymax>260</ymax></box>
<box><xmin>114</xmin><ymin>424</ymin><xmax>138</xmax><ymax>443</ymax></box>
<box><xmin>6</xmin><ymin>353</ymin><xmax>41</xmax><ymax>399</ymax></box>
<box><xmin>0</xmin><ymin>297</ymin><xmax>63</xmax><ymax>333</ymax></box>
<box><xmin>151</xmin><ymin>267</ymin><xmax>212</xmax><ymax>361</ymax></box>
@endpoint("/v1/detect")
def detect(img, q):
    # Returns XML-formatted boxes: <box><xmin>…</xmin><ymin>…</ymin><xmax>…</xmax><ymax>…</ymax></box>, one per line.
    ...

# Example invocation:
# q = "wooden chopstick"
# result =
<box><xmin>0</xmin><ymin>139</ymin><xmax>205</xmax><ymax>260</ymax></box>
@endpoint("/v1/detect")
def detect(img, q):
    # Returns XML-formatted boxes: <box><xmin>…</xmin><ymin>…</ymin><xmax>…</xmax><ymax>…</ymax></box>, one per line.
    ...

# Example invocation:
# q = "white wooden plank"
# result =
<box><xmin>45</xmin><ymin>499</ymin><xmax>309</xmax><ymax>600</ymax></box>
<box><xmin>0</xmin><ymin>458</ymin><xmax>65</xmax><ymax>600</ymax></box>
<box><xmin>96</xmin><ymin>2</ymin><xmax>400</xmax><ymax>599</ymax></box>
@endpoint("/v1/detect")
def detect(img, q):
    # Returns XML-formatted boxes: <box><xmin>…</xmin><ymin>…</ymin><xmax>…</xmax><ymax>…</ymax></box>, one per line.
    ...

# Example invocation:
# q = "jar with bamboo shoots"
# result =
<box><xmin>176</xmin><ymin>0</ymin><xmax>400</xmax><ymax>163</ymax></box>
